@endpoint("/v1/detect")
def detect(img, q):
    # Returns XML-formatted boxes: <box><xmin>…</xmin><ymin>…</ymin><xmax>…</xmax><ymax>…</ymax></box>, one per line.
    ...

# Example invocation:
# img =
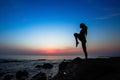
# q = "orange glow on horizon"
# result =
<box><xmin>1</xmin><ymin>44</ymin><xmax>119</xmax><ymax>55</ymax></box>
<box><xmin>32</xmin><ymin>47</ymin><xmax>83</xmax><ymax>54</ymax></box>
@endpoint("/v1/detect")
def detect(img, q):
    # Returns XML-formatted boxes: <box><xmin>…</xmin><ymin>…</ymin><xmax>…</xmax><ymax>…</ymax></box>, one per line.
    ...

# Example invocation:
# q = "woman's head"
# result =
<box><xmin>80</xmin><ymin>23</ymin><xmax>88</xmax><ymax>35</ymax></box>
<box><xmin>80</xmin><ymin>23</ymin><xmax>87</xmax><ymax>29</ymax></box>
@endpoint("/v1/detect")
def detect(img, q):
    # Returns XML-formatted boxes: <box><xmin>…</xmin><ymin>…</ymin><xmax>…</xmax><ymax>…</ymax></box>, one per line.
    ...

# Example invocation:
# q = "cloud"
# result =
<box><xmin>96</xmin><ymin>13</ymin><xmax>120</xmax><ymax>20</ymax></box>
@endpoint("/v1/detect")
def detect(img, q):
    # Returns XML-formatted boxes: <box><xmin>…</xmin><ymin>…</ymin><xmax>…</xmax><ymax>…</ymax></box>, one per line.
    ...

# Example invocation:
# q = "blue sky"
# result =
<box><xmin>0</xmin><ymin>0</ymin><xmax>120</xmax><ymax>57</ymax></box>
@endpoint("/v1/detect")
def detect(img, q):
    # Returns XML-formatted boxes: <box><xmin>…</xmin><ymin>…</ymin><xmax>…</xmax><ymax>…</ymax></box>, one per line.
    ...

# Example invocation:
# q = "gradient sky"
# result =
<box><xmin>0</xmin><ymin>0</ymin><xmax>120</xmax><ymax>57</ymax></box>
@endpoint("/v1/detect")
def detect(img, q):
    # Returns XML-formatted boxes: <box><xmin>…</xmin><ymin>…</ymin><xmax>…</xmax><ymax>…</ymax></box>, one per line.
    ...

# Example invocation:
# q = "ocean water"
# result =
<box><xmin>0</xmin><ymin>59</ymin><xmax>62</xmax><ymax>80</ymax></box>
<box><xmin>0</xmin><ymin>55</ymin><xmax>83</xmax><ymax>60</ymax></box>
<box><xmin>0</xmin><ymin>55</ymin><xmax>82</xmax><ymax>80</ymax></box>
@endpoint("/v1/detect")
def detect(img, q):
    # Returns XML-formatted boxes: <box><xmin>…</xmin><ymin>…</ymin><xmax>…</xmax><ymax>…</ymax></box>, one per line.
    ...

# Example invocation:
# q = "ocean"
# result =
<box><xmin>0</xmin><ymin>55</ymin><xmax>83</xmax><ymax>80</ymax></box>
<box><xmin>0</xmin><ymin>55</ymin><xmax>84</xmax><ymax>60</ymax></box>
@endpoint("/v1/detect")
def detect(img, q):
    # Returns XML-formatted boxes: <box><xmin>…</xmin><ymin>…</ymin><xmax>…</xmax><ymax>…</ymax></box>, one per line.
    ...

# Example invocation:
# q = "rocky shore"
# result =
<box><xmin>52</xmin><ymin>57</ymin><xmax>120</xmax><ymax>80</ymax></box>
<box><xmin>1</xmin><ymin>57</ymin><xmax>120</xmax><ymax>80</ymax></box>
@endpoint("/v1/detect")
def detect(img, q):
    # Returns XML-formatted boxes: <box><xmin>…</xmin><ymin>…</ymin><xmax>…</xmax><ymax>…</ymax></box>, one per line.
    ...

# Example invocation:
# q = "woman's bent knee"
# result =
<box><xmin>74</xmin><ymin>33</ymin><xmax>78</xmax><ymax>37</ymax></box>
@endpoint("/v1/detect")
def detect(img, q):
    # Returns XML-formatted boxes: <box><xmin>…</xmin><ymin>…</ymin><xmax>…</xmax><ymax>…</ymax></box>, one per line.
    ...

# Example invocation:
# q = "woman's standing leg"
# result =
<box><xmin>82</xmin><ymin>42</ymin><xmax>88</xmax><ymax>59</ymax></box>
<box><xmin>74</xmin><ymin>33</ymin><xmax>79</xmax><ymax>47</ymax></box>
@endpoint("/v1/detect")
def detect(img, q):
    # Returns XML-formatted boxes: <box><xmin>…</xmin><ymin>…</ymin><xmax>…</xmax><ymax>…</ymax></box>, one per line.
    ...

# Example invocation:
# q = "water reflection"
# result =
<box><xmin>0</xmin><ymin>55</ymin><xmax>83</xmax><ymax>60</ymax></box>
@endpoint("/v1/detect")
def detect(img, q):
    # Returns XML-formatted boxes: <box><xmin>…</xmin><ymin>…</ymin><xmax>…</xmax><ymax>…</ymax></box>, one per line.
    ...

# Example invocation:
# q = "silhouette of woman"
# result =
<box><xmin>74</xmin><ymin>23</ymin><xmax>88</xmax><ymax>59</ymax></box>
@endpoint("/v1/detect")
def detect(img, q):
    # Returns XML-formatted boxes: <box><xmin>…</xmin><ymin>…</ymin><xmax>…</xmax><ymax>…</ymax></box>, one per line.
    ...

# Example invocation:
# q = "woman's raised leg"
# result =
<box><xmin>74</xmin><ymin>33</ymin><xmax>79</xmax><ymax>47</ymax></box>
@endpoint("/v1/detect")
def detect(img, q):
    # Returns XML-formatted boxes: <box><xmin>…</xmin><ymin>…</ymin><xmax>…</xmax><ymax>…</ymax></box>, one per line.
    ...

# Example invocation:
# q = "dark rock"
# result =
<box><xmin>48</xmin><ymin>75</ymin><xmax>52</xmax><ymax>80</ymax></box>
<box><xmin>72</xmin><ymin>57</ymin><xmax>82</xmax><ymax>63</ymax></box>
<box><xmin>3</xmin><ymin>74</ymin><xmax>13</xmax><ymax>80</ymax></box>
<box><xmin>42</xmin><ymin>63</ymin><xmax>53</xmax><ymax>69</ymax></box>
<box><xmin>16</xmin><ymin>70</ymin><xmax>29</xmax><ymax>80</ymax></box>
<box><xmin>31</xmin><ymin>72</ymin><xmax>47</xmax><ymax>80</ymax></box>
<box><xmin>58</xmin><ymin>57</ymin><xmax>82</xmax><ymax>74</ymax></box>
<box><xmin>35</xmin><ymin>63</ymin><xmax>53</xmax><ymax>69</ymax></box>
<box><xmin>59</xmin><ymin>61</ymin><xmax>69</xmax><ymax>73</ymax></box>
<box><xmin>35</xmin><ymin>65</ymin><xmax>43</xmax><ymax>68</ymax></box>
<box><xmin>52</xmin><ymin>57</ymin><xmax>120</xmax><ymax>80</ymax></box>
<box><xmin>0</xmin><ymin>72</ymin><xmax>6</xmax><ymax>77</ymax></box>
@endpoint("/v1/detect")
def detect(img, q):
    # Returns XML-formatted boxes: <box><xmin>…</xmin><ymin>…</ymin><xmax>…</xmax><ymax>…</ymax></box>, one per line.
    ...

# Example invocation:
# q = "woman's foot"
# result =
<box><xmin>76</xmin><ymin>42</ymin><xmax>79</xmax><ymax>47</ymax></box>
